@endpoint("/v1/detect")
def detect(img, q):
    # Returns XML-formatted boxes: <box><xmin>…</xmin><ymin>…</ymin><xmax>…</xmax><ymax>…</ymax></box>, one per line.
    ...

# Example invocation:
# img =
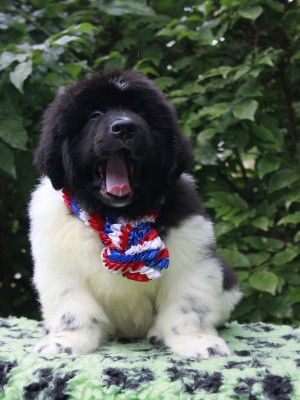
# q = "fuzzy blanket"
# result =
<box><xmin>0</xmin><ymin>317</ymin><xmax>299</xmax><ymax>399</ymax></box>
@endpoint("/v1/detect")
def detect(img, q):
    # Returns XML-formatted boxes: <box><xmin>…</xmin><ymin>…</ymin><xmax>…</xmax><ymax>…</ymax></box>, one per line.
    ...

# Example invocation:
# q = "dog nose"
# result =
<box><xmin>110</xmin><ymin>118</ymin><xmax>136</xmax><ymax>141</ymax></box>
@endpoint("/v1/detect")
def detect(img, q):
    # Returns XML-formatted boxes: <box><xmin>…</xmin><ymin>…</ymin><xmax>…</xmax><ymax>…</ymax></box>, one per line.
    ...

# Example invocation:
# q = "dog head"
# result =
<box><xmin>34</xmin><ymin>71</ymin><xmax>192</xmax><ymax>215</ymax></box>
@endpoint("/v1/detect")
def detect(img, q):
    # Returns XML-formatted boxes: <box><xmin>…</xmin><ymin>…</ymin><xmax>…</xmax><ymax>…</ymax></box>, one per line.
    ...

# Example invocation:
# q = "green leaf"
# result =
<box><xmin>0</xmin><ymin>51</ymin><xmax>28</xmax><ymax>72</ymax></box>
<box><xmin>198</xmin><ymin>102</ymin><xmax>232</xmax><ymax>120</ymax></box>
<box><xmin>203</xmin><ymin>66</ymin><xmax>233</xmax><ymax>79</ymax></box>
<box><xmin>9</xmin><ymin>59</ymin><xmax>33</xmax><ymax>93</ymax></box>
<box><xmin>257</xmin><ymin>157</ymin><xmax>281</xmax><ymax>179</ymax></box>
<box><xmin>247</xmin><ymin>252</ymin><xmax>270</xmax><ymax>267</ymax></box>
<box><xmin>64</xmin><ymin>63</ymin><xmax>85</xmax><ymax>79</ymax></box>
<box><xmin>252</xmin><ymin>217</ymin><xmax>269</xmax><ymax>231</ymax></box>
<box><xmin>218</xmin><ymin>249</ymin><xmax>250</xmax><ymax>268</ymax></box>
<box><xmin>194</xmin><ymin>141</ymin><xmax>217</xmax><ymax>165</ymax></box>
<box><xmin>97</xmin><ymin>1</ymin><xmax>155</xmax><ymax>16</ymax></box>
<box><xmin>295</xmin><ymin>231</ymin><xmax>300</xmax><ymax>242</ymax></box>
<box><xmin>0</xmin><ymin>51</ymin><xmax>20</xmax><ymax>71</ymax></box>
<box><xmin>233</xmin><ymin>64</ymin><xmax>250</xmax><ymax>81</ymax></box>
<box><xmin>205</xmin><ymin>192</ymin><xmax>248</xmax><ymax>210</ymax></box>
<box><xmin>153</xmin><ymin>77</ymin><xmax>176</xmax><ymax>90</ymax></box>
<box><xmin>215</xmin><ymin>221</ymin><xmax>235</xmax><ymax>237</ymax></box>
<box><xmin>276</xmin><ymin>189</ymin><xmax>300</xmax><ymax>207</ymax></box>
<box><xmin>267</xmin><ymin>238</ymin><xmax>284</xmax><ymax>251</ymax></box>
<box><xmin>236</xmin><ymin>271</ymin><xmax>249</xmax><ymax>282</ymax></box>
<box><xmin>249</xmin><ymin>270</ymin><xmax>278</xmax><ymax>295</ymax></box>
<box><xmin>253</xmin><ymin>125</ymin><xmax>280</xmax><ymax>150</ymax></box>
<box><xmin>272</xmin><ymin>246</ymin><xmax>299</xmax><ymax>266</ymax></box>
<box><xmin>268</xmin><ymin>169</ymin><xmax>299</xmax><ymax>193</ymax></box>
<box><xmin>243</xmin><ymin>236</ymin><xmax>266</xmax><ymax>250</ymax></box>
<box><xmin>237</xmin><ymin>81</ymin><xmax>263</xmax><ymax>97</ymax></box>
<box><xmin>277</xmin><ymin>211</ymin><xmax>300</xmax><ymax>226</ymax></box>
<box><xmin>233</xmin><ymin>99</ymin><xmax>258</xmax><ymax>121</ymax></box>
<box><xmin>0</xmin><ymin>142</ymin><xmax>16</xmax><ymax>178</ymax></box>
<box><xmin>0</xmin><ymin>117</ymin><xmax>27</xmax><ymax>150</ymax></box>
<box><xmin>198</xmin><ymin>129</ymin><xmax>216</xmax><ymax>140</ymax></box>
<box><xmin>238</xmin><ymin>5</ymin><xmax>263</xmax><ymax>20</ymax></box>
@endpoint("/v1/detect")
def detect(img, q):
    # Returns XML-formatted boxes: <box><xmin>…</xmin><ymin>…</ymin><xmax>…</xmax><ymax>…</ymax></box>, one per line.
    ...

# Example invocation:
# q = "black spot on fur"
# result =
<box><xmin>55</xmin><ymin>343</ymin><xmax>62</xmax><ymax>350</ymax></box>
<box><xmin>43</xmin><ymin>324</ymin><xmax>51</xmax><ymax>335</ymax></box>
<box><xmin>90</xmin><ymin>317</ymin><xmax>100</xmax><ymax>325</ymax></box>
<box><xmin>172</xmin><ymin>326</ymin><xmax>179</xmax><ymax>335</ymax></box>
<box><xmin>295</xmin><ymin>359</ymin><xmax>300</xmax><ymax>367</ymax></box>
<box><xmin>181</xmin><ymin>298</ymin><xmax>208</xmax><ymax>328</ymax></box>
<box><xmin>207</xmin><ymin>347</ymin><xmax>219</xmax><ymax>357</ymax></box>
<box><xmin>60</xmin><ymin>289</ymin><xmax>72</xmax><ymax>298</ymax></box>
<box><xmin>60</xmin><ymin>313</ymin><xmax>78</xmax><ymax>331</ymax></box>
<box><xmin>149</xmin><ymin>336</ymin><xmax>166</xmax><ymax>349</ymax></box>
<box><xmin>180</xmin><ymin>306</ymin><xmax>190</xmax><ymax>314</ymax></box>
<box><xmin>103</xmin><ymin>367</ymin><xmax>154</xmax><ymax>390</ymax></box>
<box><xmin>0</xmin><ymin>360</ymin><xmax>17</xmax><ymax>391</ymax></box>
<box><xmin>262</xmin><ymin>375</ymin><xmax>293</xmax><ymax>400</ymax></box>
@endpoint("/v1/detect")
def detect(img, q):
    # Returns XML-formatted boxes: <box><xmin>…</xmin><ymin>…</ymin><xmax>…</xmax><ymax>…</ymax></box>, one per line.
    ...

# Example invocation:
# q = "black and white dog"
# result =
<box><xmin>29</xmin><ymin>71</ymin><xmax>241</xmax><ymax>358</ymax></box>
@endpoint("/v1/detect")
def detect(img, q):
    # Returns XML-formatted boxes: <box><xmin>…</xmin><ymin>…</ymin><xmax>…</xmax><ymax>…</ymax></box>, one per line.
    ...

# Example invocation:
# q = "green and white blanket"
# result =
<box><xmin>0</xmin><ymin>317</ymin><xmax>299</xmax><ymax>399</ymax></box>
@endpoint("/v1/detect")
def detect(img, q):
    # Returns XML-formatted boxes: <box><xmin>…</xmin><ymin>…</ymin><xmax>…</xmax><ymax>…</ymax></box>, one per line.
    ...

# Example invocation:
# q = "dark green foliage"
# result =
<box><xmin>0</xmin><ymin>0</ymin><xmax>299</xmax><ymax>323</ymax></box>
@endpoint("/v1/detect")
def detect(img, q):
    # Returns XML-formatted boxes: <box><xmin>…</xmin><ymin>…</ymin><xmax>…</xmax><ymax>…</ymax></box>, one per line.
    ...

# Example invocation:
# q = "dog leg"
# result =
<box><xmin>148</xmin><ymin>306</ymin><xmax>230</xmax><ymax>358</ymax></box>
<box><xmin>34</xmin><ymin>288</ymin><xmax>110</xmax><ymax>354</ymax></box>
<box><xmin>148</xmin><ymin>287</ymin><xmax>240</xmax><ymax>359</ymax></box>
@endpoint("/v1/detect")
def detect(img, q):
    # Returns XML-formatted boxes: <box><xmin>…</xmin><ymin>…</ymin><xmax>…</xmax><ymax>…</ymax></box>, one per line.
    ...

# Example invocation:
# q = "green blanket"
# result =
<box><xmin>0</xmin><ymin>317</ymin><xmax>299</xmax><ymax>399</ymax></box>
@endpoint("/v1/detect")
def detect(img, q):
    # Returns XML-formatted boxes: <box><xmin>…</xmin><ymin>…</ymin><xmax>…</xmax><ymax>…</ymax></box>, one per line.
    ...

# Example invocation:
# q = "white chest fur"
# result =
<box><xmin>30</xmin><ymin>177</ymin><xmax>241</xmax><ymax>355</ymax></box>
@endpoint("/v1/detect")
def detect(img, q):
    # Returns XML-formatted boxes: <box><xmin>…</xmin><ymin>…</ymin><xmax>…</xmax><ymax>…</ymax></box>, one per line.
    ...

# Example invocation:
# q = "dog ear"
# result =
<box><xmin>34</xmin><ymin>98</ymin><xmax>72</xmax><ymax>190</ymax></box>
<box><xmin>34</xmin><ymin>126</ymin><xmax>65</xmax><ymax>190</ymax></box>
<box><xmin>166</xmin><ymin>131</ymin><xmax>193</xmax><ymax>185</ymax></box>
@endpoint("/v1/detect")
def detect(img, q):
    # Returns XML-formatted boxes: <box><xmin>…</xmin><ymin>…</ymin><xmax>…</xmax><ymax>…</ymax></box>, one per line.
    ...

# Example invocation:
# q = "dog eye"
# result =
<box><xmin>89</xmin><ymin>111</ymin><xmax>103</xmax><ymax>119</ymax></box>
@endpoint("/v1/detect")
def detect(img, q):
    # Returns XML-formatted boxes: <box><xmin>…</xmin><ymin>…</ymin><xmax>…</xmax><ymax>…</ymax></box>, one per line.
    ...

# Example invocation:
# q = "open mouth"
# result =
<box><xmin>99</xmin><ymin>149</ymin><xmax>136</xmax><ymax>199</ymax></box>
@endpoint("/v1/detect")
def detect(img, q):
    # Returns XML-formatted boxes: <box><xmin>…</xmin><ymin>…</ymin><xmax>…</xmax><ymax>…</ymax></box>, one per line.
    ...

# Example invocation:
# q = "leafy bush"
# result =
<box><xmin>0</xmin><ymin>0</ymin><xmax>299</xmax><ymax>323</ymax></box>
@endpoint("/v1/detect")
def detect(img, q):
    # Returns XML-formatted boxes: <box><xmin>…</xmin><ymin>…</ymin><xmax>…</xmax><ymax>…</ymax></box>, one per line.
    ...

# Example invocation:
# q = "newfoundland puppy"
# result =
<box><xmin>29</xmin><ymin>70</ymin><xmax>241</xmax><ymax>358</ymax></box>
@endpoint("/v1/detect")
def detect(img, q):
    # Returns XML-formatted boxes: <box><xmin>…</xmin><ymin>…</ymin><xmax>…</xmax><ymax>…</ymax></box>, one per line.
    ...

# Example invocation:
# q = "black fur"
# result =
<box><xmin>34</xmin><ymin>70</ymin><xmax>238</xmax><ymax>292</ymax></box>
<box><xmin>34</xmin><ymin>71</ymin><xmax>192</xmax><ymax>217</ymax></box>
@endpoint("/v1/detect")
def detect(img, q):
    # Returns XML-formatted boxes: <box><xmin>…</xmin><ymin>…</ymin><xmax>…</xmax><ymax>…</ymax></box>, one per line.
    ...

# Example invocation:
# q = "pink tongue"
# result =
<box><xmin>106</xmin><ymin>151</ymin><xmax>132</xmax><ymax>197</ymax></box>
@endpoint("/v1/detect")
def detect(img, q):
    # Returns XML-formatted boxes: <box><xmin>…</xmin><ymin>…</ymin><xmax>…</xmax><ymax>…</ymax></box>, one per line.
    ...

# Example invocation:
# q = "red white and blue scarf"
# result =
<box><xmin>62</xmin><ymin>190</ymin><xmax>170</xmax><ymax>282</ymax></box>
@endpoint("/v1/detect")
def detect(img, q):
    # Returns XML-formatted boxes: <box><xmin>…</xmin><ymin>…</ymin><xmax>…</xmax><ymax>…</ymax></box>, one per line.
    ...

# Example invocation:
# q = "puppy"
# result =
<box><xmin>29</xmin><ymin>71</ymin><xmax>241</xmax><ymax>358</ymax></box>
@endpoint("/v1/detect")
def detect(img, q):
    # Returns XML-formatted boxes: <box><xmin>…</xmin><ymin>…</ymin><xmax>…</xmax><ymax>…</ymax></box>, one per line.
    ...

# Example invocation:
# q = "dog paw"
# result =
<box><xmin>34</xmin><ymin>339</ymin><xmax>72</xmax><ymax>355</ymax></box>
<box><xmin>34</xmin><ymin>331</ymin><xmax>99</xmax><ymax>355</ymax></box>
<box><xmin>167</xmin><ymin>333</ymin><xmax>231</xmax><ymax>359</ymax></box>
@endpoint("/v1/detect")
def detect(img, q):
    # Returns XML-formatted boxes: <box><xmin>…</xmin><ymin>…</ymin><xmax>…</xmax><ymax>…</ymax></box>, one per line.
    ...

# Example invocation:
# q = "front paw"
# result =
<box><xmin>167</xmin><ymin>334</ymin><xmax>230</xmax><ymax>359</ymax></box>
<box><xmin>34</xmin><ymin>330</ymin><xmax>99</xmax><ymax>355</ymax></box>
<box><xmin>34</xmin><ymin>335</ymin><xmax>73</xmax><ymax>354</ymax></box>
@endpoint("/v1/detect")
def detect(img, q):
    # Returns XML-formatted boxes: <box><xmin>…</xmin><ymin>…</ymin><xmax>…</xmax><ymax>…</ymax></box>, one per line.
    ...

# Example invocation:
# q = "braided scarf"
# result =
<box><xmin>62</xmin><ymin>190</ymin><xmax>170</xmax><ymax>282</ymax></box>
